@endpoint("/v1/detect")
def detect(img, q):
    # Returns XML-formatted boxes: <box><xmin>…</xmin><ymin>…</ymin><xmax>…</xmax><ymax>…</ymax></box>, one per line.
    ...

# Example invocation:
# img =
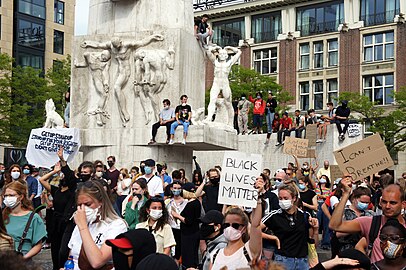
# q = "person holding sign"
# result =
<box><xmin>329</xmin><ymin>177</ymin><xmax>406</xmax><ymax>263</ymax></box>
<box><xmin>261</xmin><ymin>184</ymin><xmax>319</xmax><ymax>270</ymax></box>
<box><xmin>209</xmin><ymin>177</ymin><xmax>263</xmax><ymax>270</ymax></box>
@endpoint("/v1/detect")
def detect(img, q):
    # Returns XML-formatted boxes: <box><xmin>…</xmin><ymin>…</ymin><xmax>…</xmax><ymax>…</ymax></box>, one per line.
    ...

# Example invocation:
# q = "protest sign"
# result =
<box><xmin>283</xmin><ymin>137</ymin><xmax>309</xmax><ymax>157</ymax></box>
<box><xmin>26</xmin><ymin>128</ymin><xmax>81</xmax><ymax>168</ymax></box>
<box><xmin>333</xmin><ymin>133</ymin><xmax>394</xmax><ymax>181</ymax></box>
<box><xmin>218</xmin><ymin>151</ymin><xmax>262</xmax><ymax>208</ymax></box>
<box><xmin>299</xmin><ymin>148</ymin><xmax>316</xmax><ymax>158</ymax></box>
<box><xmin>306</xmin><ymin>124</ymin><xmax>318</xmax><ymax>147</ymax></box>
<box><xmin>347</xmin><ymin>124</ymin><xmax>361</xmax><ymax>137</ymax></box>
<box><xmin>329</xmin><ymin>165</ymin><xmax>343</xmax><ymax>182</ymax></box>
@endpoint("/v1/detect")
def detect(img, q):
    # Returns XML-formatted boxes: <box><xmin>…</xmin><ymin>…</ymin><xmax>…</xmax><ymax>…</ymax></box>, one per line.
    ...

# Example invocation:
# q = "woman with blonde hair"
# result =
<box><xmin>67</xmin><ymin>180</ymin><xmax>127</xmax><ymax>270</ymax></box>
<box><xmin>0</xmin><ymin>209</ymin><xmax>13</xmax><ymax>250</ymax></box>
<box><xmin>2</xmin><ymin>181</ymin><xmax>46</xmax><ymax>259</ymax></box>
<box><xmin>116</xmin><ymin>168</ymin><xmax>132</xmax><ymax>216</ymax></box>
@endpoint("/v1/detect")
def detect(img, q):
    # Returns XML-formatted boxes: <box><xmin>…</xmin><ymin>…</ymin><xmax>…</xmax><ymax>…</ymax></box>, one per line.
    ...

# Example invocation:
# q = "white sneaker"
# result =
<box><xmin>316</xmin><ymin>139</ymin><xmax>323</xmax><ymax>143</ymax></box>
<box><xmin>181</xmin><ymin>139</ymin><xmax>186</xmax><ymax>145</ymax></box>
<box><xmin>168</xmin><ymin>140</ymin><xmax>174</xmax><ymax>145</ymax></box>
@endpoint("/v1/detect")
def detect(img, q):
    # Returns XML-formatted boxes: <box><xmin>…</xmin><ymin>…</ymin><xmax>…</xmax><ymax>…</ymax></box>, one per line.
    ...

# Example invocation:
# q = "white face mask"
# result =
<box><xmin>11</xmin><ymin>172</ymin><xmax>20</xmax><ymax>180</ymax></box>
<box><xmin>279</xmin><ymin>199</ymin><xmax>292</xmax><ymax>210</ymax></box>
<box><xmin>95</xmin><ymin>171</ymin><xmax>103</xmax><ymax>178</ymax></box>
<box><xmin>4</xmin><ymin>196</ymin><xmax>19</xmax><ymax>209</ymax></box>
<box><xmin>319</xmin><ymin>178</ymin><xmax>327</xmax><ymax>184</ymax></box>
<box><xmin>85</xmin><ymin>206</ymin><xmax>99</xmax><ymax>224</ymax></box>
<box><xmin>223</xmin><ymin>226</ymin><xmax>243</xmax><ymax>242</ymax></box>
<box><xmin>149</xmin><ymin>209</ymin><xmax>163</xmax><ymax>220</ymax></box>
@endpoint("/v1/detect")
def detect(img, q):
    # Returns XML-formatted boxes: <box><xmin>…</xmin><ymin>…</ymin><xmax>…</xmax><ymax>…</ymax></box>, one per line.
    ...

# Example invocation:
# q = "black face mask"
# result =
<box><xmin>140</xmin><ymin>166</ymin><xmax>145</xmax><ymax>175</ymax></box>
<box><xmin>210</xmin><ymin>177</ymin><xmax>220</xmax><ymax>185</ymax></box>
<box><xmin>133</xmin><ymin>193</ymin><xmax>142</xmax><ymax>200</ymax></box>
<box><xmin>80</xmin><ymin>174</ymin><xmax>91</xmax><ymax>182</ymax></box>
<box><xmin>112</xmin><ymin>249</ymin><xmax>134</xmax><ymax>270</ymax></box>
<box><xmin>200</xmin><ymin>223</ymin><xmax>216</xmax><ymax>240</ymax></box>
<box><xmin>107</xmin><ymin>161</ymin><xmax>115</xmax><ymax>168</ymax></box>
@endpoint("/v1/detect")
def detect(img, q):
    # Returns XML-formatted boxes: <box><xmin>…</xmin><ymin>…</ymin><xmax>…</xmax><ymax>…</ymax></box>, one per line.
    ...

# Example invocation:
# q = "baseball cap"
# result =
<box><xmin>201</xmin><ymin>210</ymin><xmax>224</xmax><ymax>224</ymax></box>
<box><xmin>143</xmin><ymin>159</ymin><xmax>155</xmax><ymax>167</ymax></box>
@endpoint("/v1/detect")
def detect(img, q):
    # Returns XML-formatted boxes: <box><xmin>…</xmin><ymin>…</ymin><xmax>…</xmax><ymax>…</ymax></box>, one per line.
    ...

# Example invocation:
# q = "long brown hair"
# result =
<box><xmin>2</xmin><ymin>181</ymin><xmax>33</xmax><ymax>224</ymax></box>
<box><xmin>4</xmin><ymin>164</ymin><xmax>24</xmax><ymax>186</ymax></box>
<box><xmin>0</xmin><ymin>212</ymin><xmax>12</xmax><ymax>245</ymax></box>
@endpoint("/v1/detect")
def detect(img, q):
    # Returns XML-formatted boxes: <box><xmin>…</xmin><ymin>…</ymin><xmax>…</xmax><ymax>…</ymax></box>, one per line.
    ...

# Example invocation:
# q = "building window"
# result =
<box><xmin>300</xmin><ymin>82</ymin><xmax>310</xmax><ymax>111</ymax></box>
<box><xmin>18</xmin><ymin>19</ymin><xmax>45</xmax><ymax>49</ymax></box>
<box><xmin>17</xmin><ymin>52</ymin><xmax>44</xmax><ymax>70</ymax></box>
<box><xmin>363</xmin><ymin>74</ymin><xmax>394</xmax><ymax>105</ymax></box>
<box><xmin>54</xmin><ymin>0</ymin><xmax>64</xmax><ymax>24</ymax></box>
<box><xmin>253</xmin><ymin>48</ymin><xmax>277</xmax><ymax>74</ymax></box>
<box><xmin>251</xmin><ymin>12</ymin><xmax>281</xmax><ymax>43</ymax></box>
<box><xmin>296</xmin><ymin>0</ymin><xmax>344</xmax><ymax>37</ymax></box>
<box><xmin>300</xmin><ymin>43</ymin><xmax>310</xmax><ymax>70</ymax></box>
<box><xmin>313</xmin><ymin>80</ymin><xmax>324</xmax><ymax>110</ymax></box>
<box><xmin>328</xmin><ymin>39</ymin><xmax>338</xmax><ymax>66</ymax></box>
<box><xmin>360</xmin><ymin>0</ymin><xmax>400</xmax><ymax>26</ymax></box>
<box><xmin>364</xmin><ymin>32</ymin><xmax>394</xmax><ymax>62</ymax></box>
<box><xmin>327</xmin><ymin>79</ymin><xmax>338</xmax><ymax>106</ymax></box>
<box><xmin>53</xmin><ymin>30</ymin><xmax>64</xmax><ymax>54</ymax></box>
<box><xmin>19</xmin><ymin>0</ymin><xmax>46</xmax><ymax>19</ymax></box>
<box><xmin>313</xmin><ymin>41</ymin><xmax>324</xmax><ymax>69</ymax></box>
<box><xmin>212</xmin><ymin>18</ymin><xmax>245</xmax><ymax>47</ymax></box>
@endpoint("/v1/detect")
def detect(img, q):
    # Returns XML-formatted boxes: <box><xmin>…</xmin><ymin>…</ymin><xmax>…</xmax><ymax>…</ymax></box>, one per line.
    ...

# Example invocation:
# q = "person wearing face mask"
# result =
<box><xmin>138</xmin><ymin>159</ymin><xmax>163</xmax><ymax>197</ymax></box>
<box><xmin>149</xmin><ymin>99</ymin><xmax>176</xmax><ymax>145</ymax></box>
<box><xmin>136</xmin><ymin>196</ymin><xmax>176</xmax><ymax>255</ymax></box>
<box><xmin>237</xmin><ymin>94</ymin><xmax>251</xmax><ymax>135</ymax></box>
<box><xmin>317</xmin><ymin>160</ymin><xmax>331</xmax><ymax>181</ymax></box>
<box><xmin>106</xmin><ymin>155</ymin><xmax>120</xmax><ymax>192</ymax></box>
<box><xmin>22</xmin><ymin>165</ymin><xmax>41</xmax><ymax>209</ymax></box>
<box><xmin>66</xmin><ymin>180</ymin><xmax>127</xmax><ymax>270</ymax></box>
<box><xmin>38</xmin><ymin>162</ymin><xmax>75</xmax><ymax>270</ymax></box>
<box><xmin>333</xmin><ymin>187</ymin><xmax>374</xmax><ymax>256</ymax></box>
<box><xmin>94</xmin><ymin>163</ymin><xmax>108</xmax><ymax>183</ymax></box>
<box><xmin>371</xmin><ymin>218</ymin><xmax>406</xmax><ymax>270</ymax></box>
<box><xmin>261</xmin><ymin>184</ymin><xmax>319</xmax><ymax>270</ymax></box>
<box><xmin>198</xmin><ymin>210</ymin><xmax>227</xmax><ymax>270</ymax></box>
<box><xmin>165</xmin><ymin>181</ymin><xmax>188</xmax><ymax>265</ymax></box>
<box><xmin>196</xmin><ymin>168</ymin><xmax>223</xmax><ymax>212</ymax></box>
<box><xmin>124</xmin><ymin>179</ymin><xmax>149</xmax><ymax>228</ymax></box>
<box><xmin>168</xmin><ymin>95</ymin><xmax>192</xmax><ymax>145</ymax></box>
<box><xmin>2</xmin><ymin>181</ymin><xmax>47</xmax><ymax>259</ymax></box>
<box><xmin>116</xmin><ymin>168</ymin><xmax>133</xmax><ymax>217</ymax></box>
<box><xmin>334</xmin><ymin>100</ymin><xmax>351</xmax><ymax>141</ymax></box>
<box><xmin>315</xmin><ymin>175</ymin><xmax>332</xmax><ymax>251</ymax></box>
<box><xmin>0</xmin><ymin>163</ymin><xmax>6</xmax><ymax>190</ymax></box>
<box><xmin>209</xmin><ymin>177</ymin><xmax>263</xmax><ymax>270</ymax></box>
<box><xmin>4</xmin><ymin>164</ymin><xmax>25</xmax><ymax>186</ymax></box>
<box><xmin>297</xmin><ymin>176</ymin><xmax>318</xmax><ymax>215</ymax></box>
<box><xmin>248</xmin><ymin>92</ymin><xmax>266</xmax><ymax>134</ymax></box>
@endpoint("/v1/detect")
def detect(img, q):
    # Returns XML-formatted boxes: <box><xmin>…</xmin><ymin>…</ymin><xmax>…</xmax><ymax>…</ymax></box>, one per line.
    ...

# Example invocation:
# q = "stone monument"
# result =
<box><xmin>70</xmin><ymin>0</ymin><xmax>234</xmax><ymax>172</ymax></box>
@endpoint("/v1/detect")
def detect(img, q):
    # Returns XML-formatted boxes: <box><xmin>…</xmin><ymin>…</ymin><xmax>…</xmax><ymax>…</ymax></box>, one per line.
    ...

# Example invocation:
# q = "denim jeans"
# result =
<box><xmin>274</xmin><ymin>254</ymin><xmax>309</xmax><ymax>270</ymax></box>
<box><xmin>317</xmin><ymin>201</ymin><xmax>331</xmax><ymax>247</ymax></box>
<box><xmin>170</xmin><ymin>120</ymin><xmax>189</xmax><ymax>135</ymax></box>
<box><xmin>265</xmin><ymin>112</ymin><xmax>274</xmax><ymax>133</ymax></box>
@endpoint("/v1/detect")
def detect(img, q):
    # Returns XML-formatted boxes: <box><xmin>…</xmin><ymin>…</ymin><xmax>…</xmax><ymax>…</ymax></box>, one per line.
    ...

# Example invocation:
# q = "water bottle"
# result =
<box><xmin>64</xmin><ymin>255</ymin><xmax>74</xmax><ymax>270</ymax></box>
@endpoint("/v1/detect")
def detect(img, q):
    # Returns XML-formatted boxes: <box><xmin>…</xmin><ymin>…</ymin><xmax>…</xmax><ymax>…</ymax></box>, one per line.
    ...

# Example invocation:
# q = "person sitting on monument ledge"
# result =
<box><xmin>194</xmin><ymin>14</ymin><xmax>213</xmax><ymax>49</ymax></box>
<box><xmin>168</xmin><ymin>95</ymin><xmax>192</xmax><ymax>145</ymax></box>
<box><xmin>149</xmin><ymin>99</ymin><xmax>176</xmax><ymax>145</ymax></box>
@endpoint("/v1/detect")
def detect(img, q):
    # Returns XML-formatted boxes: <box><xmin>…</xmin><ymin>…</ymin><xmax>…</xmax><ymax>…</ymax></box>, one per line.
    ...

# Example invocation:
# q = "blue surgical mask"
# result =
<box><xmin>172</xmin><ymin>189</ymin><xmax>182</xmax><ymax>196</ymax></box>
<box><xmin>257</xmin><ymin>96</ymin><xmax>261</xmax><ymax>99</ymax></box>
<box><xmin>298</xmin><ymin>184</ymin><xmax>306</xmax><ymax>191</ymax></box>
<box><xmin>356</xmin><ymin>201</ymin><xmax>369</xmax><ymax>211</ymax></box>
<box><xmin>144</xmin><ymin>166</ymin><xmax>153</xmax><ymax>175</ymax></box>
<box><xmin>241</xmin><ymin>97</ymin><xmax>246</xmax><ymax>100</ymax></box>
<box><xmin>23</xmin><ymin>169</ymin><xmax>30</xmax><ymax>175</ymax></box>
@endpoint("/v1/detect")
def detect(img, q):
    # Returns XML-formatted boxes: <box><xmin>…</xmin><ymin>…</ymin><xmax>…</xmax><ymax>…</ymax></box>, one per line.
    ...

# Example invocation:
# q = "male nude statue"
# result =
<box><xmin>74</xmin><ymin>50</ymin><xmax>111</xmax><ymax>126</ymax></box>
<box><xmin>205</xmin><ymin>46</ymin><xmax>241</xmax><ymax>126</ymax></box>
<box><xmin>81</xmin><ymin>34</ymin><xmax>164</xmax><ymax>126</ymax></box>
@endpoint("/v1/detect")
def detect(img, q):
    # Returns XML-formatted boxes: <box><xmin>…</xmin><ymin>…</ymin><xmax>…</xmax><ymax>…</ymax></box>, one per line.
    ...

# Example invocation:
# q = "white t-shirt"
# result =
<box><xmin>117</xmin><ymin>177</ymin><xmax>132</xmax><ymax>196</ymax></box>
<box><xmin>211</xmin><ymin>242</ymin><xmax>252</xmax><ymax>270</ymax></box>
<box><xmin>68</xmin><ymin>218</ymin><xmax>128</xmax><ymax>270</ymax></box>
<box><xmin>136</xmin><ymin>220</ymin><xmax>176</xmax><ymax>254</ymax></box>
<box><xmin>144</xmin><ymin>175</ymin><xmax>164</xmax><ymax>196</ymax></box>
<box><xmin>330</xmin><ymin>196</ymin><xmax>351</xmax><ymax>210</ymax></box>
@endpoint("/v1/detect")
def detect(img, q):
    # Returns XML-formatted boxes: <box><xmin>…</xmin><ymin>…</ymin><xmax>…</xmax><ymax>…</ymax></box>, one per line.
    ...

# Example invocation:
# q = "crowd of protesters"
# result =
<box><xmin>0</xmin><ymin>147</ymin><xmax>404</xmax><ymax>270</ymax></box>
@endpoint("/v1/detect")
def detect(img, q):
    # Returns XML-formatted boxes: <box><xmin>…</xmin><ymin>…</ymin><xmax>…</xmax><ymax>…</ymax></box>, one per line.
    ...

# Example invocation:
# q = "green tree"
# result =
<box><xmin>46</xmin><ymin>56</ymin><xmax>71</xmax><ymax>113</ymax></box>
<box><xmin>339</xmin><ymin>89</ymin><xmax>406</xmax><ymax>152</ymax></box>
<box><xmin>0</xmin><ymin>53</ymin><xmax>70</xmax><ymax>147</ymax></box>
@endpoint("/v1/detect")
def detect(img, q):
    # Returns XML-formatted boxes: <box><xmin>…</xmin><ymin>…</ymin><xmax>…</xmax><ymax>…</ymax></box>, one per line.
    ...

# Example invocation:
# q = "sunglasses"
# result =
<box><xmin>379</xmin><ymin>234</ymin><xmax>405</xmax><ymax>243</ymax></box>
<box><xmin>223</xmin><ymin>223</ymin><xmax>243</xmax><ymax>230</ymax></box>
<box><xmin>273</xmin><ymin>178</ymin><xmax>283</xmax><ymax>181</ymax></box>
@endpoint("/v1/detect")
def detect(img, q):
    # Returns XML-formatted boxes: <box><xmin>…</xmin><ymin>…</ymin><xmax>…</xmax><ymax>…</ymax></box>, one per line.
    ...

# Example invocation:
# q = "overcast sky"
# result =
<box><xmin>74</xmin><ymin>0</ymin><xmax>89</xmax><ymax>36</ymax></box>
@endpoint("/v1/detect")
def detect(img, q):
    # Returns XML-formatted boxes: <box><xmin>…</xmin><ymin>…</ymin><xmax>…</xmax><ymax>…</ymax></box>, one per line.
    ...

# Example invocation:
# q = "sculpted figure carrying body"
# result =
<box><xmin>81</xmin><ymin>34</ymin><xmax>164</xmax><ymax>126</ymax></box>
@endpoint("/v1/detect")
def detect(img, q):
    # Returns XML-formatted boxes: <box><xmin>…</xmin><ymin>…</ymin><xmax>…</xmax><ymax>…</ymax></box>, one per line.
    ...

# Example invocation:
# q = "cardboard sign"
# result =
<box><xmin>299</xmin><ymin>148</ymin><xmax>316</xmax><ymax>158</ymax></box>
<box><xmin>283</xmin><ymin>137</ymin><xmax>309</xmax><ymax>157</ymax></box>
<box><xmin>306</xmin><ymin>124</ymin><xmax>318</xmax><ymax>147</ymax></box>
<box><xmin>329</xmin><ymin>165</ymin><xmax>343</xmax><ymax>182</ymax></box>
<box><xmin>333</xmin><ymin>133</ymin><xmax>394</xmax><ymax>181</ymax></box>
<box><xmin>26</xmin><ymin>128</ymin><xmax>81</xmax><ymax>168</ymax></box>
<box><xmin>347</xmin><ymin>124</ymin><xmax>361</xmax><ymax>137</ymax></box>
<box><xmin>218</xmin><ymin>151</ymin><xmax>262</xmax><ymax>208</ymax></box>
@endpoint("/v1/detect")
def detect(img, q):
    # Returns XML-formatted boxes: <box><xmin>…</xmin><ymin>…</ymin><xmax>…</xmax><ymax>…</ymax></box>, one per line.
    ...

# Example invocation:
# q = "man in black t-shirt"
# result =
<box><xmin>194</xmin><ymin>14</ymin><xmax>213</xmax><ymax>49</ymax></box>
<box><xmin>169</xmin><ymin>95</ymin><xmax>192</xmax><ymax>145</ymax></box>
<box><xmin>334</xmin><ymin>100</ymin><xmax>351</xmax><ymax>141</ymax></box>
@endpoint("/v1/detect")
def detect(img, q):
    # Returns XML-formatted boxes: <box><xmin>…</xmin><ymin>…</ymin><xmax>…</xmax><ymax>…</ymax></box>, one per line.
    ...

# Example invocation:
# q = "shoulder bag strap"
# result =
<box><xmin>211</xmin><ymin>248</ymin><xmax>221</xmax><ymax>264</ymax></box>
<box><xmin>17</xmin><ymin>211</ymin><xmax>36</xmax><ymax>254</ymax></box>
<box><xmin>367</xmin><ymin>215</ymin><xmax>382</xmax><ymax>257</ymax></box>
<box><xmin>243</xmin><ymin>246</ymin><xmax>251</xmax><ymax>263</ymax></box>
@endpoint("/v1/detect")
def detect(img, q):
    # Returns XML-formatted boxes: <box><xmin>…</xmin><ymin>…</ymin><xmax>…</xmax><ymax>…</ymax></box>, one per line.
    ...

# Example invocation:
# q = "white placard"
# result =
<box><xmin>218</xmin><ymin>151</ymin><xmax>262</xmax><ymax>208</ymax></box>
<box><xmin>347</xmin><ymin>124</ymin><xmax>362</xmax><ymax>137</ymax></box>
<box><xmin>25</xmin><ymin>128</ymin><xmax>81</xmax><ymax>168</ymax></box>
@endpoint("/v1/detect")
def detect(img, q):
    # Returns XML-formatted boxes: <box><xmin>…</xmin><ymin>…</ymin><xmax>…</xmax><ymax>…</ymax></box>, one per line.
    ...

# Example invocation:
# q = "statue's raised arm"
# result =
<box><xmin>81</xmin><ymin>40</ymin><xmax>111</xmax><ymax>50</ymax></box>
<box><xmin>126</xmin><ymin>34</ymin><xmax>164</xmax><ymax>49</ymax></box>
<box><xmin>224</xmin><ymin>46</ymin><xmax>242</xmax><ymax>66</ymax></box>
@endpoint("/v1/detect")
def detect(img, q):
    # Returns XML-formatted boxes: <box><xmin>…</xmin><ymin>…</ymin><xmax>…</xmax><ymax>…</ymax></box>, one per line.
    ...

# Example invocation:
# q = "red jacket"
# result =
<box><xmin>249</xmin><ymin>96</ymin><xmax>266</xmax><ymax>115</ymax></box>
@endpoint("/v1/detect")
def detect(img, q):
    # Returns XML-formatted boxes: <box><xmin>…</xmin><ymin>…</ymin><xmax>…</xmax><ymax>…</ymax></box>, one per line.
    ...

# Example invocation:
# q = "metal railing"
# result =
<box><xmin>360</xmin><ymin>9</ymin><xmax>400</xmax><ymax>26</ymax></box>
<box><xmin>193</xmin><ymin>0</ymin><xmax>256</xmax><ymax>10</ymax></box>
<box><xmin>297</xmin><ymin>19</ymin><xmax>343</xmax><ymax>37</ymax></box>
